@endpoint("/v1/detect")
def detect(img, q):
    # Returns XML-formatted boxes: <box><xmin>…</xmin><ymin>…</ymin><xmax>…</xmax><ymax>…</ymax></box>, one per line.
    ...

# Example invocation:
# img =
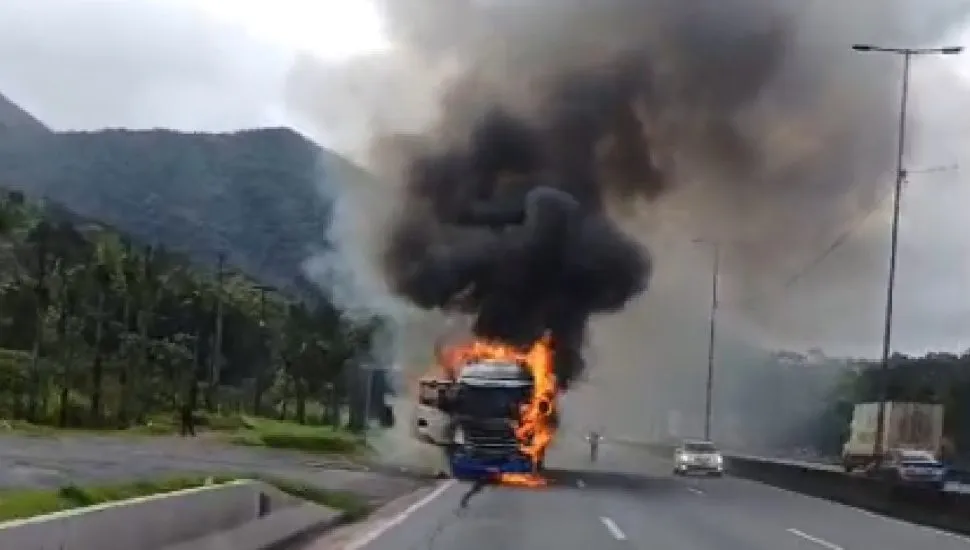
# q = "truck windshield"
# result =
<box><xmin>461</xmin><ymin>361</ymin><xmax>530</xmax><ymax>381</ymax></box>
<box><xmin>457</xmin><ymin>386</ymin><xmax>530</xmax><ymax>419</ymax></box>
<box><xmin>684</xmin><ymin>442</ymin><xmax>717</xmax><ymax>453</ymax></box>
<box><xmin>899</xmin><ymin>450</ymin><xmax>936</xmax><ymax>462</ymax></box>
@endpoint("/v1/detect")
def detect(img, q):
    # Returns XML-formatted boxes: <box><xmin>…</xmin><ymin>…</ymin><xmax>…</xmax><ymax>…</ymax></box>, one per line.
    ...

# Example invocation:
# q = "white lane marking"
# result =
<box><xmin>787</xmin><ymin>528</ymin><xmax>843</xmax><ymax>550</ymax></box>
<box><xmin>600</xmin><ymin>516</ymin><xmax>627</xmax><ymax>540</ymax></box>
<box><xmin>686</xmin><ymin>487</ymin><xmax>704</xmax><ymax>495</ymax></box>
<box><xmin>854</xmin><ymin>507</ymin><xmax>970</xmax><ymax>543</ymax></box>
<box><xmin>344</xmin><ymin>479</ymin><xmax>457</xmax><ymax>550</ymax></box>
<box><xmin>577</xmin><ymin>479</ymin><xmax>586</xmax><ymax>488</ymax></box>
<box><xmin>736</xmin><ymin>477</ymin><xmax>970</xmax><ymax>543</ymax></box>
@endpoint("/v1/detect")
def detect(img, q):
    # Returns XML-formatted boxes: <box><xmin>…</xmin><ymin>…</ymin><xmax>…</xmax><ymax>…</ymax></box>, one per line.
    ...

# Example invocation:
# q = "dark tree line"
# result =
<box><xmin>720</xmin><ymin>349</ymin><xmax>970</xmax><ymax>461</ymax></box>
<box><xmin>0</xmin><ymin>188</ymin><xmax>382</xmax><ymax>431</ymax></box>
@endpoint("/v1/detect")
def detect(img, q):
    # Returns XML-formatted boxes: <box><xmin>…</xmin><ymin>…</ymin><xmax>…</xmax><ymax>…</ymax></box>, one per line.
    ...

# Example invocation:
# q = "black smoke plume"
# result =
<box><xmin>380</xmin><ymin>57</ymin><xmax>671</xmax><ymax>388</ymax></box>
<box><xmin>355</xmin><ymin>0</ymin><xmax>970</xmax><ymax>385</ymax></box>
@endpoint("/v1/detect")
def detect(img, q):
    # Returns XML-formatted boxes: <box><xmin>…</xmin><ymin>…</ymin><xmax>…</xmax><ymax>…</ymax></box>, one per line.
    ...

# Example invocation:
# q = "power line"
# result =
<box><xmin>781</xmin><ymin>189</ymin><xmax>894</xmax><ymax>290</ymax></box>
<box><xmin>736</xmin><ymin>163</ymin><xmax>956</xmax><ymax>310</ymax></box>
<box><xmin>730</xmin><ymin>186</ymin><xmax>894</xmax><ymax>311</ymax></box>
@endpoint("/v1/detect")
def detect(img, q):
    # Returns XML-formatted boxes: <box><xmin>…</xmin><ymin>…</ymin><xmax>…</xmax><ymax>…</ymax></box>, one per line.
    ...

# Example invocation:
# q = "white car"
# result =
<box><xmin>673</xmin><ymin>439</ymin><xmax>724</xmax><ymax>477</ymax></box>
<box><xmin>878</xmin><ymin>448</ymin><xmax>946</xmax><ymax>490</ymax></box>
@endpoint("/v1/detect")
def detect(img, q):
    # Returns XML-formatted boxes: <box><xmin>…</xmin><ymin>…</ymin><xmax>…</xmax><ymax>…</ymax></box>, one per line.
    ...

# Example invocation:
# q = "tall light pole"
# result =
<box><xmin>693</xmin><ymin>238</ymin><xmax>720</xmax><ymax>441</ymax></box>
<box><xmin>851</xmin><ymin>43</ymin><xmax>962</xmax><ymax>464</ymax></box>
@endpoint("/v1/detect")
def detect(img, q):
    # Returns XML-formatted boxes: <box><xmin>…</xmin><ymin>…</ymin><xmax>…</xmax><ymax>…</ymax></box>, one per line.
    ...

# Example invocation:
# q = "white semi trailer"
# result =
<box><xmin>841</xmin><ymin>401</ymin><xmax>944</xmax><ymax>472</ymax></box>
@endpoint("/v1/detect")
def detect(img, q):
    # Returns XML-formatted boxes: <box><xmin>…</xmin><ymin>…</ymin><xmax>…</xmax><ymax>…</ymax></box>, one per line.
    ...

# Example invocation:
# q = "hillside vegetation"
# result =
<box><xmin>0</xmin><ymin>186</ymin><xmax>383</xmax><ymax>432</ymax></box>
<box><xmin>0</xmin><ymin>92</ymin><xmax>373</xmax><ymax>295</ymax></box>
<box><xmin>0</xmin><ymin>92</ymin><xmax>396</xmax><ymax>434</ymax></box>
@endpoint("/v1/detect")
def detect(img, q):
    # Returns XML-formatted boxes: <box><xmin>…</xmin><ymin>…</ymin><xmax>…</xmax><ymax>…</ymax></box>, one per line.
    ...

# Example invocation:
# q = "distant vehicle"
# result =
<box><xmin>841</xmin><ymin>402</ymin><xmax>944</xmax><ymax>472</ymax></box>
<box><xmin>875</xmin><ymin>448</ymin><xmax>946</xmax><ymax>490</ymax></box>
<box><xmin>673</xmin><ymin>439</ymin><xmax>724</xmax><ymax>477</ymax></box>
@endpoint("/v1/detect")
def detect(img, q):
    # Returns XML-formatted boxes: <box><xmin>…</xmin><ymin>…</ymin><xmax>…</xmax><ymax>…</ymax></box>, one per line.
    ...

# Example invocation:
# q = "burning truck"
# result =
<box><xmin>388</xmin><ymin>109</ymin><xmax>653</xmax><ymax>485</ymax></box>
<box><xmin>413</xmin><ymin>335</ymin><xmax>559</xmax><ymax>486</ymax></box>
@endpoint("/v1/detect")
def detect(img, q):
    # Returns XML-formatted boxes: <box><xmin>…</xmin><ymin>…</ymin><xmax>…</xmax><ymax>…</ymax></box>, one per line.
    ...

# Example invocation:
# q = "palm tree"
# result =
<box><xmin>87</xmin><ymin>232</ymin><xmax>125</xmax><ymax>424</ymax></box>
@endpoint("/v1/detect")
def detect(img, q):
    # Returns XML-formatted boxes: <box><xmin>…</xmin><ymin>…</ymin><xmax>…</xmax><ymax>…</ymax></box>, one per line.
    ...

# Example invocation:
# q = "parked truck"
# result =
<box><xmin>841</xmin><ymin>401</ymin><xmax>944</xmax><ymax>472</ymax></box>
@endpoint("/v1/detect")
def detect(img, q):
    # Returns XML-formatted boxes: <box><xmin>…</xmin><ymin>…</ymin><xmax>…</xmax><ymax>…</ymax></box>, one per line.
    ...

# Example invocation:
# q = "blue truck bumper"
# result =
<box><xmin>449</xmin><ymin>452</ymin><xmax>534</xmax><ymax>480</ymax></box>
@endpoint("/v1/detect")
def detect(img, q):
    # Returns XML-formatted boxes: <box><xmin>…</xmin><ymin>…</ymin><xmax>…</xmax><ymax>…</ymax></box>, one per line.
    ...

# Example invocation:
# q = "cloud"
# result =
<box><xmin>0</xmin><ymin>0</ymin><xmax>293</xmax><ymax>131</ymax></box>
<box><xmin>746</xmin><ymin>56</ymin><xmax>970</xmax><ymax>356</ymax></box>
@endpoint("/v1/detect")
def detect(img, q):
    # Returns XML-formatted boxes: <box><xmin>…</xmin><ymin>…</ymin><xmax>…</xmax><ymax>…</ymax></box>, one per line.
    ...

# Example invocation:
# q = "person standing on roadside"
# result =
<box><xmin>180</xmin><ymin>403</ymin><xmax>196</xmax><ymax>437</ymax></box>
<box><xmin>587</xmin><ymin>429</ymin><xmax>602</xmax><ymax>462</ymax></box>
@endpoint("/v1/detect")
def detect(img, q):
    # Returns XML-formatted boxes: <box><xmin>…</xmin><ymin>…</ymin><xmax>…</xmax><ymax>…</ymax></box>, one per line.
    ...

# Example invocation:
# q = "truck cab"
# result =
<box><xmin>413</xmin><ymin>359</ymin><xmax>550</xmax><ymax>479</ymax></box>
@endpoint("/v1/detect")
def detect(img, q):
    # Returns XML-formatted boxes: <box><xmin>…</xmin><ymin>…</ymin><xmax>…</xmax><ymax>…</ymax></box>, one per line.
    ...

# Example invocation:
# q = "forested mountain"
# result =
<box><xmin>0</xmin><ymin>92</ymin><xmax>372</xmax><ymax>297</ymax></box>
<box><xmin>0</xmin><ymin>187</ymin><xmax>385</xmax><ymax>430</ymax></box>
<box><xmin>0</xmin><ymin>92</ymin><xmax>388</xmax><ymax>431</ymax></box>
<box><xmin>0</xmin><ymin>94</ymin><xmax>48</xmax><ymax>136</ymax></box>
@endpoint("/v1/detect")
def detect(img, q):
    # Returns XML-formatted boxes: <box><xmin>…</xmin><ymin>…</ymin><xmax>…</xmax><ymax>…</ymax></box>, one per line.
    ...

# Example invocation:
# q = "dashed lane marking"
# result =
<box><xmin>600</xmin><ymin>516</ymin><xmax>627</xmax><ymax>540</ymax></box>
<box><xmin>787</xmin><ymin>528</ymin><xmax>844</xmax><ymax>550</ymax></box>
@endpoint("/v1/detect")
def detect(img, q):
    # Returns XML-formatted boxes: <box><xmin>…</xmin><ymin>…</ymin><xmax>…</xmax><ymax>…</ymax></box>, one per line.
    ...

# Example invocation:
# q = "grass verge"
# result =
<box><xmin>258</xmin><ymin>475</ymin><xmax>372</xmax><ymax>522</ymax></box>
<box><xmin>0</xmin><ymin>414</ymin><xmax>367</xmax><ymax>459</ymax></box>
<box><xmin>227</xmin><ymin>415</ymin><xmax>366</xmax><ymax>455</ymax></box>
<box><xmin>0</xmin><ymin>411</ymin><xmax>249</xmax><ymax>438</ymax></box>
<box><xmin>0</xmin><ymin>475</ymin><xmax>237</xmax><ymax>523</ymax></box>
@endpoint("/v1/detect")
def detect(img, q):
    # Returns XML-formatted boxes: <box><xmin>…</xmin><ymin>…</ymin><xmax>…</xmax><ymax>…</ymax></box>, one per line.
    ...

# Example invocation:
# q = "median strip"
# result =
<box><xmin>0</xmin><ymin>475</ymin><xmax>233</xmax><ymax>522</ymax></box>
<box><xmin>0</xmin><ymin>473</ymin><xmax>372</xmax><ymax>550</ymax></box>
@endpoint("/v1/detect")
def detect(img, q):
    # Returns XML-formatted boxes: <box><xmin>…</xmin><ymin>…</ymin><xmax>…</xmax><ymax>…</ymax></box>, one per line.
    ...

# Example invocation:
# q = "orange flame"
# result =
<box><xmin>434</xmin><ymin>334</ymin><xmax>558</xmax><ymax>487</ymax></box>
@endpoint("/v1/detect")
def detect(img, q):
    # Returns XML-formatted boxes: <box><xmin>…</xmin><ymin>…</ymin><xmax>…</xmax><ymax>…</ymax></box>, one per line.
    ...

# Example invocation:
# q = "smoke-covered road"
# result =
<box><xmin>307</xmin><ymin>438</ymin><xmax>970</xmax><ymax>550</ymax></box>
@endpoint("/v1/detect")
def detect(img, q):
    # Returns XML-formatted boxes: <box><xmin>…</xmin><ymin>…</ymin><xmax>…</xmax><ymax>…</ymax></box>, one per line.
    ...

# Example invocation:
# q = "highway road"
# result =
<box><xmin>309</xmin><ymin>438</ymin><xmax>970</xmax><ymax>550</ymax></box>
<box><xmin>0</xmin><ymin>433</ymin><xmax>426</xmax><ymax>506</ymax></box>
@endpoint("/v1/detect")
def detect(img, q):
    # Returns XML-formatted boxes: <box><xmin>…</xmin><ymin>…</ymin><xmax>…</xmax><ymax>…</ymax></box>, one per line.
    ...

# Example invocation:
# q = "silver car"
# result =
<box><xmin>673</xmin><ymin>439</ymin><xmax>724</xmax><ymax>477</ymax></box>
<box><xmin>879</xmin><ymin>448</ymin><xmax>946</xmax><ymax>490</ymax></box>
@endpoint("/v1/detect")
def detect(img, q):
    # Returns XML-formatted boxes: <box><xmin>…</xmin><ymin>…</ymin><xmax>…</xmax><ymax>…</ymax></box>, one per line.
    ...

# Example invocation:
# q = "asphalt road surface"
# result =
<box><xmin>0</xmin><ymin>434</ymin><xmax>426</xmax><ymax>506</ymax></box>
<box><xmin>309</xmin><ymin>437</ymin><xmax>970</xmax><ymax>550</ymax></box>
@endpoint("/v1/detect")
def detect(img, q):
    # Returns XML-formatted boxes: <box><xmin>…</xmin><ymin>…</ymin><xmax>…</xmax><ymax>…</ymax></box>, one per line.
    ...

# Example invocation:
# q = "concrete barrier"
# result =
<box><xmin>162</xmin><ymin>502</ymin><xmax>344</xmax><ymax>550</ymax></box>
<box><xmin>726</xmin><ymin>454</ymin><xmax>970</xmax><ymax>535</ymax></box>
<box><xmin>0</xmin><ymin>479</ymin><xmax>333</xmax><ymax>550</ymax></box>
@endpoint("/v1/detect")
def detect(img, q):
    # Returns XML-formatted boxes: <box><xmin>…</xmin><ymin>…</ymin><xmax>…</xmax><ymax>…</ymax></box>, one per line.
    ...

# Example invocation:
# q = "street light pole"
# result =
<box><xmin>693</xmin><ymin>238</ymin><xmax>720</xmax><ymax>441</ymax></box>
<box><xmin>851</xmin><ymin>43</ymin><xmax>962</xmax><ymax>465</ymax></box>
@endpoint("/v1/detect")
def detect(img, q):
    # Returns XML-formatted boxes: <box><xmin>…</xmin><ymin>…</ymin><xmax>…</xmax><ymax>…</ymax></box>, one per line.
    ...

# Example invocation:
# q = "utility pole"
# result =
<box><xmin>693</xmin><ymin>238</ymin><xmax>719</xmax><ymax>441</ymax></box>
<box><xmin>207</xmin><ymin>252</ymin><xmax>226</xmax><ymax>412</ymax></box>
<box><xmin>851</xmin><ymin>43</ymin><xmax>963</xmax><ymax>465</ymax></box>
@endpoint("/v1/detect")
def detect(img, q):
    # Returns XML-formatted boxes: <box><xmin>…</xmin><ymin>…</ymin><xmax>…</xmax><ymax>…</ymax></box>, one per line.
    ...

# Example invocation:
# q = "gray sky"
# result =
<box><xmin>0</xmin><ymin>0</ymin><xmax>390</xmax><ymax>131</ymax></box>
<box><xmin>755</xmin><ymin>58</ymin><xmax>970</xmax><ymax>357</ymax></box>
<box><xmin>1</xmin><ymin>0</ymin><xmax>970</xmax><ymax>357</ymax></box>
